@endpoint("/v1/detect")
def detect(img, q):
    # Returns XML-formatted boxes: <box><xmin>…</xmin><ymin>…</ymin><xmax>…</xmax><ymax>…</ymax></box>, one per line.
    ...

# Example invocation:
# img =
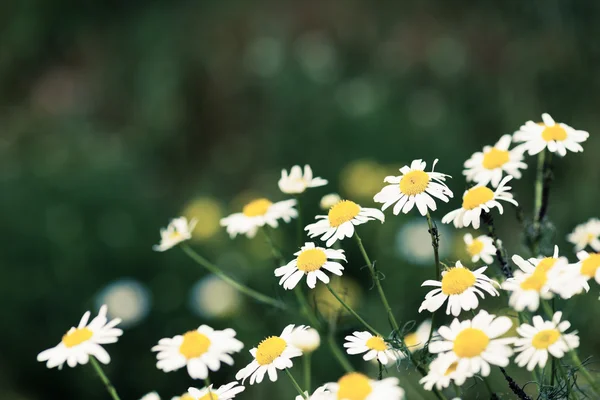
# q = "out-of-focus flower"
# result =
<box><xmin>275</xmin><ymin>242</ymin><xmax>345</xmax><ymax>289</ymax></box>
<box><xmin>220</xmin><ymin>198</ymin><xmax>297</xmax><ymax>238</ymax></box>
<box><xmin>374</xmin><ymin>159</ymin><xmax>453</xmax><ymax>216</ymax></box>
<box><xmin>139</xmin><ymin>393</ymin><xmax>161</xmax><ymax>400</ymax></box>
<box><xmin>344</xmin><ymin>331</ymin><xmax>401</xmax><ymax>365</ymax></box>
<box><xmin>187</xmin><ymin>382</ymin><xmax>245</xmax><ymax>399</ymax></box>
<box><xmin>290</xmin><ymin>327</ymin><xmax>321</xmax><ymax>353</ymax></box>
<box><xmin>463</xmin><ymin>135</ymin><xmax>527</xmax><ymax>188</ymax></box>
<box><xmin>340</xmin><ymin>160</ymin><xmax>389</xmax><ymax>201</ymax></box>
<box><xmin>567</xmin><ymin>218</ymin><xmax>600</xmax><ymax>252</ymax></box>
<box><xmin>96</xmin><ymin>279</ymin><xmax>150</xmax><ymax>328</ymax></box>
<box><xmin>402</xmin><ymin>320</ymin><xmax>432</xmax><ymax>355</ymax></box>
<box><xmin>419</xmin><ymin>354</ymin><xmax>473</xmax><ymax>391</ymax></box>
<box><xmin>314</xmin><ymin>276</ymin><xmax>362</xmax><ymax>319</ymax></box>
<box><xmin>320</xmin><ymin>193</ymin><xmax>341</xmax><ymax>210</ymax></box>
<box><xmin>37</xmin><ymin>305</ymin><xmax>122</xmax><ymax>369</ymax></box>
<box><xmin>278</xmin><ymin>165</ymin><xmax>328</xmax><ymax>194</ymax></box>
<box><xmin>294</xmin><ymin>32</ymin><xmax>338</xmax><ymax>83</ymax></box>
<box><xmin>324</xmin><ymin>373</ymin><xmax>405</xmax><ymax>400</ymax></box>
<box><xmin>463</xmin><ymin>233</ymin><xmax>496</xmax><ymax>265</ymax></box>
<box><xmin>189</xmin><ymin>275</ymin><xmax>242</xmax><ymax>319</ymax></box>
<box><xmin>153</xmin><ymin>217</ymin><xmax>197</xmax><ymax>251</ymax></box>
<box><xmin>182</xmin><ymin>198</ymin><xmax>223</xmax><ymax>241</ymax></box>
<box><xmin>395</xmin><ymin>217</ymin><xmax>452</xmax><ymax>265</ymax></box>
<box><xmin>513</xmin><ymin>113</ymin><xmax>589</xmax><ymax>156</ymax></box>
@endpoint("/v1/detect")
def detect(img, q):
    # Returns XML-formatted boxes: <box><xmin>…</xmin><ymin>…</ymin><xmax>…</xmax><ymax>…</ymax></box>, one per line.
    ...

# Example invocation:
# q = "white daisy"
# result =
<box><xmin>373</xmin><ymin>159</ymin><xmax>453</xmax><ymax>216</ymax></box>
<box><xmin>305</xmin><ymin>200</ymin><xmax>384</xmax><ymax>247</ymax></box>
<box><xmin>343</xmin><ymin>331</ymin><xmax>402</xmax><ymax>365</ymax></box>
<box><xmin>402</xmin><ymin>319</ymin><xmax>432</xmax><ymax>355</ymax></box>
<box><xmin>419</xmin><ymin>354</ymin><xmax>473</xmax><ymax>391</ymax></box>
<box><xmin>278</xmin><ymin>164</ymin><xmax>328</xmax><ymax>194</ymax></box>
<box><xmin>567</xmin><ymin>218</ymin><xmax>600</xmax><ymax>252</ymax></box>
<box><xmin>295</xmin><ymin>386</ymin><xmax>333</xmax><ymax>400</ymax></box>
<box><xmin>153</xmin><ymin>217</ymin><xmax>198</xmax><ymax>252</ymax></box>
<box><xmin>501</xmin><ymin>246</ymin><xmax>566</xmax><ymax>312</ymax></box>
<box><xmin>513</xmin><ymin>113</ymin><xmax>589</xmax><ymax>156</ymax></box>
<box><xmin>290</xmin><ymin>327</ymin><xmax>321</xmax><ymax>353</ymax></box>
<box><xmin>463</xmin><ymin>233</ymin><xmax>496</xmax><ymax>265</ymax></box>
<box><xmin>140</xmin><ymin>393</ymin><xmax>161</xmax><ymax>400</ymax></box>
<box><xmin>324</xmin><ymin>373</ymin><xmax>405</xmax><ymax>400</ymax></box>
<box><xmin>419</xmin><ymin>261</ymin><xmax>499</xmax><ymax>317</ymax></box>
<box><xmin>187</xmin><ymin>382</ymin><xmax>245</xmax><ymax>400</ymax></box>
<box><xmin>320</xmin><ymin>193</ymin><xmax>342</xmax><ymax>210</ymax></box>
<box><xmin>549</xmin><ymin>250</ymin><xmax>600</xmax><ymax>299</ymax></box>
<box><xmin>441</xmin><ymin>176</ymin><xmax>518</xmax><ymax>229</ymax></box>
<box><xmin>171</xmin><ymin>393</ymin><xmax>194</xmax><ymax>400</ymax></box>
<box><xmin>463</xmin><ymin>135</ymin><xmax>527</xmax><ymax>188</ymax></box>
<box><xmin>428</xmin><ymin>310</ymin><xmax>514</xmax><ymax>377</ymax></box>
<box><xmin>514</xmin><ymin>312</ymin><xmax>580</xmax><ymax>371</ymax></box>
<box><xmin>37</xmin><ymin>305</ymin><xmax>122</xmax><ymax>369</ymax></box>
<box><xmin>575</xmin><ymin>251</ymin><xmax>600</xmax><ymax>284</ymax></box>
<box><xmin>220</xmin><ymin>198</ymin><xmax>297</xmax><ymax>238</ymax></box>
<box><xmin>152</xmin><ymin>326</ymin><xmax>243</xmax><ymax>379</ymax></box>
<box><xmin>235</xmin><ymin>324</ymin><xmax>306</xmax><ymax>385</ymax></box>
<box><xmin>274</xmin><ymin>242</ymin><xmax>346</xmax><ymax>289</ymax></box>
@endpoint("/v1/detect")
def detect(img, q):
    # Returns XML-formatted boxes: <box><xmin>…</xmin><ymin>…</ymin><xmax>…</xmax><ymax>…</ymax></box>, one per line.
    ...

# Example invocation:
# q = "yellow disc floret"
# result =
<box><xmin>328</xmin><ymin>200</ymin><xmax>361</xmax><ymax>227</ymax></box>
<box><xmin>441</xmin><ymin>268</ymin><xmax>477</xmax><ymax>295</ymax></box>
<box><xmin>179</xmin><ymin>331</ymin><xmax>211</xmax><ymax>359</ymax></box>
<box><xmin>453</xmin><ymin>328</ymin><xmax>490</xmax><ymax>358</ymax></box>
<box><xmin>337</xmin><ymin>373</ymin><xmax>373</xmax><ymax>400</ymax></box>
<box><xmin>541</xmin><ymin>125</ymin><xmax>567</xmax><ymax>142</ymax></box>
<box><xmin>256</xmin><ymin>336</ymin><xmax>287</xmax><ymax>366</ymax></box>
<box><xmin>297</xmin><ymin>249</ymin><xmax>328</xmax><ymax>272</ymax></box>
<box><xmin>467</xmin><ymin>239</ymin><xmax>484</xmax><ymax>257</ymax></box>
<box><xmin>62</xmin><ymin>328</ymin><xmax>93</xmax><ymax>348</ymax></box>
<box><xmin>532</xmin><ymin>329</ymin><xmax>560</xmax><ymax>350</ymax></box>
<box><xmin>243</xmin><ymin>198</ymin><xmax>272</xmax><ymax>217</ymax></box>
<box><xmin>482</xmin><ymin>148</ymin><xmax>510</xmax><ymax>170</ymax></box>
<box><xmin>462</xmin><ymin>187</ymin><xmax>494</xmax><ymax>210</ymax></box>
<box><xmin>365</xmin><ymin>336</ymin><xmax>387</xmax><ymax>351</ymax></box>
<box><xmin>581</xmin><ymin>253</ymin><xmax>600</xmax><ymax>278</ymax></box>
<box><xmin>399</xmin><ymin>170</ymin><xmax>430</xmax><ymax>196</ymax></box>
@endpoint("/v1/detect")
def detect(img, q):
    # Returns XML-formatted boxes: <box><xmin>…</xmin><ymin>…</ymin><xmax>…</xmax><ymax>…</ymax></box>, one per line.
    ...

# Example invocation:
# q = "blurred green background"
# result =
<box><xmin>2</xmin><ymin>1</ymin><xmax>600</xmax><ymax>399</ymax></box>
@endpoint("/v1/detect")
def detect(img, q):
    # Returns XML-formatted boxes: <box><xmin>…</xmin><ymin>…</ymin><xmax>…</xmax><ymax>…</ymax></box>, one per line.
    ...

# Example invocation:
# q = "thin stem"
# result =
<box><xmin>285</xmin><ymin>369</ymin><xmax>307</xmax><ymax>399</ymax></box>
<box><xmin>378</xmin><ymin>360</ymin><xmax>383</xmax><ymax>380</ymax></box>
<box><xmin>325</xmin><ymin>283</ymin><xmax>381</xmax><ymax>336</ymax></box>
<box><xmin>261</xmin><ymin>227</ymin><xmax>285</xmax><ymax>265</ymax></box>
<box><xmin>571</xmin><ymin>351</ymin><xmax>600</xmax><ymax>396</ymax></box>
<box><xmin>499</xmin><ymin>367</ymin><xmax>532</xmax><ymax>400</ymax></box>
<box><xmin>181</xmin><ymin>245</ymin><xmax>286</xmax><ymax>310</ymax></box>
<box><xmin>452</xmin><ymin>382</ymin><xmax>461</xmax><ymax>398</ymax></box>
<box><xmin>550</xmin><ymin>297</ymin><xmax>556</xmax><ymax>388</ymax></box>
<box><xmin>89</xmin><ymin>356</ymin><xmax>121</xmax><ymax>400</ymax></box>
<box><xmin>205</xmin><ymin>376</ymin><xmax>212</xmax><ymax>395</ymax></box>
<box><xmin>303</xmin><ymin>353</ymin><xmax>311</xmax><ymax>393</ymax></box>
<box><xmin>425</xmin><ymin>211</ymin><xmax>441</xmax><ymax>347</ymax></box>
<box><xmin>482</xmin><ymin>376</ymin><xmax>497</xmax><ymax>399</ymax></box>
<box><xmin>327</xmin><ymin>328</ymin><xmax>354</xmax><ymax>373</ymax></box>
<box><xmin>532</xmin><ymin>149</ymin><xmax>546</xmax><ymax>242</ymax></box>
<box><xmin>294</xmin><ymin>287</ymin><xmax>321</xmax><ymax>331</ymax></box>
<box><xmin>296</xmin><ymin>195</ymin><xmax>304</xmax><ymax>247</ymax></box>
<box><xmin>482</xmin><ymin>212</ymin><xmax>512</xmax><ymax>278</ymax></box>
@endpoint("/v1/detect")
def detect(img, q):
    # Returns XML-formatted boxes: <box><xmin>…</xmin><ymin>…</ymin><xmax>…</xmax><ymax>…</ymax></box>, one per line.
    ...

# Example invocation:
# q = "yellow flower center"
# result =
<box><xmin>532</xmin><ymin>329</ymin><xmax>560</xmax><ymax>350</ymax></box>
<box><xmin>535</xmin><ymin>257</ymin><xmax>557</xmax><ymax>274</ymax></box>
<box><xmin>462</xmin><ymin>187</ymin><xmax>494</xmax><ymax>210</ymax></box>
<box><xmin>196</xmin><ymin>393</ymin><xmax>218</xmax><ymax>400</ymax></box>
<box><xmin>453</xmin><ymin>328</ymin><xmax>490</xmax><ymax>358</ymax></box>
<box><xmin>581</xmin><ymin>253</ymin><xmax>600</xmax><ymax>278</ymax></box>
<box><xmin>365</xmin><ymin>336</ymin><xmax>387</xmax><ymax>351</ymax></box>
<box><xmin>328</xmin><ymin>200</ymin><xmax>360</xmax><ymax>228</ymax></box>
<box><xmin>168</xmin><ymin>231</ymin><xmax>183</xmax><ymax>241</ymax></box>
<box><xmin>482</xmin><ymin>148</ymin><xmax>510</xmax><ymax>170</ymax></box>
<box><xmin>404</xmin><ymin>332</ymin><xmax>419</xmax><ymax>350</ymax></box>
<box><xmin>444</xmin><ymin>362</ymin><xmax>458</xmax><ymax>376</ymax></box>
<box><xmin>399</xmin><ymin>170</ymin><xmax>430</xmax><ymax>196</ymax></box>
<box><xmin>337</xmin><ymin>373</ymin><xmax>372</xmax><ymax>400</ymax></box>
<box><xmin>179</xmin><ymin>331</ymin><xmax>211</xmax><ymax>359</ymax></box>
<box><xmin>296</xmin><ymin>249</ymin><xmax>328</xmax><ymax>272</ymax></box>
<box><xmin>242</xmin><ymin>198</ymin><xmax>272</xmax><ymax>217</ymax></box>
<box><xmin>256</xmin><ymin>336</ymin><xmax>287</xmax><ymax>366</ymax></box>
<box><xmin>541</xmin><ymin>125</ymin><xmax>567</xmax><ymax>142</ymax></box>
<box><xmin>181</xmin><ymin>395</ymin><xmax>199</xmax><ymax>400</ymax></box>
<box><xmin>441</xmin><ymin>268</ymin><xmax>477</xmax><ymax>295</ymax></box>
<box><xmin>62</xmin><ymin>328</ymin><xmax>93</xmax><ymax>348</ymax></box>
<box><xmin>519</xmin><ymin>272</ymin><xmax>548</xmax><ymax>291</ymax></box>
<box><xmin>467</xmin><ymin>239</ymin><xmax>484</xmax><ymax>256</ymax></box>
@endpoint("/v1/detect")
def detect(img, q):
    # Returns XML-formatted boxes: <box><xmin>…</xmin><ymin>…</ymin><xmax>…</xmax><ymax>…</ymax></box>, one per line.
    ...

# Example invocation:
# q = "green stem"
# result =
<box><xmin>296</xmin><ymin>195</ymin><xmax>304</xmax><ymax>247</ymax></box>
<box><xmin>285</xmin><ymin>369</ymin><xmax>307</xmax><ymax>399</ymax></box>
<box><xmin>571</xmin><ymin>351</ymin><xmax>600</xmax><ymax>396</ymax></box>
<box><xmin>304</xmin><ymin>353</ymin><xmax>311</xmax><ymax>392</ymax></box>
<box><xmin>325</xmin><ymin>283</ymin><xmax>381</xmax><ymax>336</ymax></box>
<box><xmin>425</xmin><ymin>211</ymin><xmax>440</xmax><ymax>347</ymax></box>
<box><xmin>531</xmin><ymin>150</ymin><xmax>546</xmax><ymax>255</ymax></box>
<box><xmin>294</xmin><ymin>287</ymin><xmax>321</xmax><ymax>330</ymax></box>
<box><xmin>262</xmin><ymin>227</ymin><xmax>285</xmax><ymax>264</ymax></box>
<box><xmin>327</xmin><ymin>324</ymin><xmax>354</xmax><ymax>373</ymax></box>
<box><xmin>482</xmin><ymin>376</ymin><xmax>496</xmax><ymax>397</ymax></box>
<box><xmin>181</xmin><ymin>245</ymin><xmax>286</xmax><ymax>310</ymax></box>
<box><xmin>89</xmin><ymin>356</ymin><xmax>121</xmax><ymax>400</ymax></box>
<box><xmin>205</xmin><ymin>376</ymin><xmax>212</xmax><ymax>395</ymax></box>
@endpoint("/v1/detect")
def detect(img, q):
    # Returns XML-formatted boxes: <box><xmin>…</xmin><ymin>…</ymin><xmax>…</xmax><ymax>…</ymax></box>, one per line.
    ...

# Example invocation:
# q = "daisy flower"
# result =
<box><xmin>463</xmin><ymin>233</ymin><xmax>496</xmax><ymax>265</ymax></box>
<box><xmin>419</xmin><ymin>261</ymin><xmax>499</xmax><ymax>317</ymax></box>
<box><xmin>441</xmin><ymin>176</ymin><xmax>518</xmax><ymax>229</ymax></box>
<box><xmin>274</xmin><ymin>242</ymin><xmax>346</xmax><ymax>289</ymax></box>
<box><xmin>324</xmin><ymin>373</ymin><xmax>406</xmax><ymax>400</ymax></box>
<box><xmin>428</xmin><ymin>310</ymin><xmax>514</xmax><ymax>377</ymax></box>
<box><xmin>463</xmin><ymin>135</ymin><xmax>527</xmax><ymax>188</ymax></box>
<box><xmin>567</xmin><ymin>218</ymin><xmax>600</xmax><ymax>252</ymax></box>
<box><xmin>37</xmin><ymin>305</ymin><xmax>122</xmax><ymax>369</ymax></box>
<box><xmin>513</xmin><ymin>113</ymin><xmax>589</xmax><ymax>156</ymax></box>
<box><xmin>305</xmin><ymin>200</ymin><xmax>384</xmax><ymax>247</ymax></box>
<box><xmin>220</xmin><ymin>198</ymin><xmax>297</xmax><ymax>238</ymax></box>
<box><xmin>139</xmin><ymin>393</ymin><xmax>160</xmax><ymax>400</ymax></box>
<box><xmin>373</xmin><ymin>159</ymin><xmax>453</xmax><ymax>216</ymax></box>
<box><xmin>419</xmin><ymin>354</ymin><xmax>473</xmax><ymax>391</ymax></box>
<box><xmin>344</xmin><ymin>331</ymin><xmax>402</xmax><ymax>365</ymax></box>
<box><xmin>152</xmin><ymin>326</ymin><xmax>243</xmax><ymax>379</ymax></box>
<box><xmin>501</xmin><ymin>246</ymin><xmax>566</xmax><ymax>312</ymax></box>
<box><xmin>549</xmin><ymin>250</ymin><xmax>600</xmax><ymax>299</ymax></box>
<box><xmin>514</xmin><ymin>312</ymin><xmax>580</xmax><ymax>371</ymax></box>
<box><xmin>187</xmin><ymin>382</ymin><xmax>245</xmax><ymax>400</ymax></box>
<box><xmin>290</xmin><ymin>327</ymin><xmax>321</xmax><ymax>353</ymax></box>
<box><xmin>278</xmin><ymin>164</ymin><xmax>328</xmax><ymax>194</ymax></box>
<box><xmin>295</xmin><ymin>386</ymin><xmax>333</xmax><ymax>400</ymax></box>
<box><xmin>402</xmin><ymin>319</ymin><xmax>432</xmax><ymax>355</ymax></box>
<box><xmin>235</xmin><ymin>324</ymin><xmax>306</xmax><ymax>385</ymax></box>
<box><xmin>153</xmin><ymin>217</ymin><xmax>197</xmax><ymax>252</ymax></box>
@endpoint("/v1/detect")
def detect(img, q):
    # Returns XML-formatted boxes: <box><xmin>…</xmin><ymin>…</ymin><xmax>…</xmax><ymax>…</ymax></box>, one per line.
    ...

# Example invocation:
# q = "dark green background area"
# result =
<box><xmin>1</xmin><ymin>1</ymin><xmax>599</xmax><ymax>399</ymax></box>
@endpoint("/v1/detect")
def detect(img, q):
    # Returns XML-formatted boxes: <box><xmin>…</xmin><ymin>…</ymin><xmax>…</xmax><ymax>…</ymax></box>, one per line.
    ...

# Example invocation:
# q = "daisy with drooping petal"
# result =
<box><xmin>501</xmin><ymin>246</ymin><xmax>566</xmax><ymax>312</ymax></box>
<box><xmin>187</xmin><ymin>382</ymin><xmax>245</xmax><ymax>400</ymax></box>
<box><xmin>401</xmin><ymin>319</ymin><xmax>432</xmax><ymax>355</ymax></box>
<box><xmin>463</xmin><ymin>233</ymin><xmax>496</xmax><ymax>265</ymax></box>
<box><xmin>220</xmin><ymin>198</ymin><xmax>297</xmax><ymax>238</ymax></box>
<box><xmin>274</xmin><ymin>242</ymin><xmax>346</xmax><ymax>289</ymax></box>
<box><xmin>305</xmin><ymin>200</ymin><xmax>384</xmax><ymax>247</ymax></box>
<box><xmin>278</xmin><ymin>165</ymin><xmax>328</xmax><ymax>194</ymax></box>
<box><xmin>152</xmin><ymin>326</ymin><xmax>243</xmax><ymax>379</ymax></box>
<box><xmin>463</xmin><ymin>135</ymin><xmax>527</xmax><ymax>188</ymax></box>
<box><xmin>441</xmin><ymin>176</ymin><xmax>518</xmax><ymax>229</ymax></box>
<box><xmin>373</xmin><ymin>159</ymin><xmax>453</xmax><ymax>216</ymax></box>
<box><xmin>514</xmin><ymin>312</ymin><xmax>580</xmax><ymax>371</ymax></box>
<box><xmin>419</xmin><ymin>354</ymin><xmax>473</xmax><ymax>391</ymax></box>
<box><xmin>419</xmin><ymin>261</ymin><xmax>499</xmax><ymax>317</ymax></box>
<box><xmin>344</xmin><ymin>331</ymin><xmax>402</xmax><ymax>365</ymax></box>
<box><xmin>235</xmin><ymin>325</ymin><xmax>306</xmax><ymax>385</ymax></box>
<box><xmin>153</xmin><ymin>217</ymin><xmax>198</xmax><ymax>251</ymax></box>
<box><xmin>513</xmin><ymin>113</ymin><xmax>589</xmax><ymax>156</ymax></box>
<box><xmin>37</xmin><ymin>305</ymin><xmax>122</xmax><ymax>369</ymax></box>
<box><xmin>290</xmin><ymin>327</ymin><xmax>321</xmax><ymax>354</ymax></box>
<box><xmin>567</xmin><ymin>218</ymin><xmax>600</xmax><ymax>252</ymax></box>
<box><xmin>428</xmin><ymin>310</ymin><xmax>514</xmax><ymax>377</ymax></box>
<box><xmin>324</xmin><ymin>373</ymin><xmax>406</xmax><ymax>400</ymax></box>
